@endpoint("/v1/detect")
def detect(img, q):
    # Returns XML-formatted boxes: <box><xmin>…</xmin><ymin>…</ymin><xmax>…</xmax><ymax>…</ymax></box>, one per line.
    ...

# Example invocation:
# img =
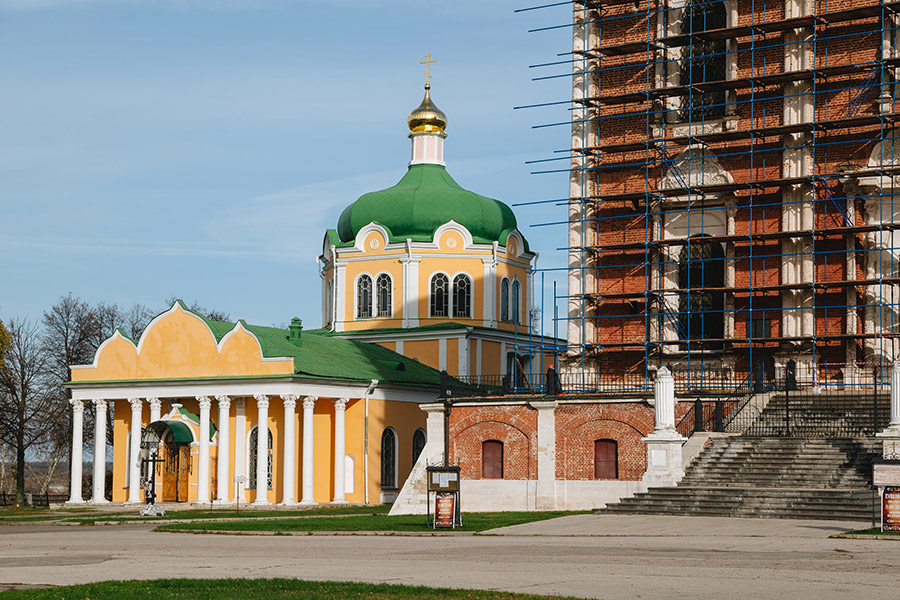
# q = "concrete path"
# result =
<box><xmin>1</xmin><ymin>515</ymin><xmax>896</xmax><ymax>599</ymax></box>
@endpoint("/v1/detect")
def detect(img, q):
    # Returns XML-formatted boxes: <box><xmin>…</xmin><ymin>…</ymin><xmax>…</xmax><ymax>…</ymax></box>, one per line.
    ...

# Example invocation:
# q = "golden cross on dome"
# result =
<box><xmin>420</xmin><ymin>52</ymin><xmax>436</xmax><ymax>86</ymax></box>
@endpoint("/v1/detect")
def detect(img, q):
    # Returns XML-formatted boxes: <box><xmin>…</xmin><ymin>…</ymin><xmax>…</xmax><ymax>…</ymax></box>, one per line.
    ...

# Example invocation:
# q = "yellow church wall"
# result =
<box><xmin>377</xmin><ymin>341</ymin><xmax>396</xmax><ymax>352</ymax></box>
<box><xmin>71</xmin><ymin>305</ymin><xmax>294</xmax><ymax>383</ymax></box>
<box><xmin>482</xmin><ymin>340</ymin><xmax>502</xmax><ymax>376</ymax></box>
<box><xmin>446</xmin><ymin>338</ymin><xmax>458</xmax><ymax>377</ymax></box>
<box><xmin>112</xmin><ymin>400</ymin><xmax>128</xmax><ymax>502</ymax></box>
<box><xmin>313</xmin><ymin>400</ymin><xmax>334</xmax><ymax>504</ymax></box>
<box><xmin>402</xmin><ymin>340</ymin><xmax>440</xmax><ymax>372</ymax></box>
<box><xmin>366</xmin><ymin>398</ymin><xmax>426</xmax><ymax>501</ymax></box>
<box><xmin>343</xmin><ymin>398</ymin><xmax>364</xmax><ymax>503</ymax></box>
<box><xmin>418</xmin><ymin>256</ymin><xmax>487</xmax><ymax>324</ymax></box>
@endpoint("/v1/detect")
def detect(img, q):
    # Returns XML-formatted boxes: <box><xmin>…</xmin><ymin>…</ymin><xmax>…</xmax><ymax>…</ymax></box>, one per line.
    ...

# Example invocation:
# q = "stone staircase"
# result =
<box><xmin>600</xmin><ymin>437</ymin><xmax>882</xmax><ymax>520</ymax></box>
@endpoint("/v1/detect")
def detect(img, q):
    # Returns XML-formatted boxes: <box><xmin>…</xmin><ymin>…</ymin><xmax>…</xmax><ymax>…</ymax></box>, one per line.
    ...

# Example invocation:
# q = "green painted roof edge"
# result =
<box><xmin>175</xmin><ymin>406</ymin><xmax>217</xmax><ymax>440</ymax></box>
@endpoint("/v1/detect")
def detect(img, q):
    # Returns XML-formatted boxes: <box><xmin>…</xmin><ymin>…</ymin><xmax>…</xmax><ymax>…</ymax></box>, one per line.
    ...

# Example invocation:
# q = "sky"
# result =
<box><xmin>0</xmin><ymin>0</ymin><xmax>573</xmax><ymax>337</ymax></box>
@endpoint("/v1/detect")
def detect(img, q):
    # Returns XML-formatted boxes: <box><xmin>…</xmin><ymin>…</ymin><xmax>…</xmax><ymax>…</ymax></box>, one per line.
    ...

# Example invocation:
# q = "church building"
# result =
<box><xmin>65</xmin><ymin>74</ymin><xmax>554</xmax><ymax>506</ymax></box>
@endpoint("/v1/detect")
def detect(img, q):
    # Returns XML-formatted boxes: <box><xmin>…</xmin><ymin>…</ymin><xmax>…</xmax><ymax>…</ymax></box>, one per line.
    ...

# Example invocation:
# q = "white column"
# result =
<box><xmin>215</xmin><ymin>395</ymin><xmax>231</xmax><ymax>503</ymax></box>
<box><xmin>653</xmin><ymin>366</ymin><xmax>676</xmax><ymax>431</ymax></box>
<box><xmin>67</xmin><ymin>400</ymin><xmax>85</xmax><ymax>504</ymax></box>
<box><xmin>333</xmin><ymin>397</ymin><xmax>348</xmax><ymax>503</ymax></box>
<box><xmin>92</xmin><ymin>399</ymin><xmax>108</xmax><ymax>504</ymax></box>
<box><xmin>281</xmin><ymin>395</ymin><xmax>298</xmax><ymax>505</ymax></box>
<box><xmin>196</xmin><ymin>396</ymin><xmax>211</xmax><ymax>504</ymax></box>
<box><xmin>148</xmin><ymin>397</ymin><xmax>161</xmax><ymax>423</ymax></box>
<box><xmin>234</xmin><ymin>398</ymin><xmax>246</xmax><ymax>502</ymax></box>
<box><xmin>127</xmin><ymin>398</ymin><xmax>142</xmax><ymax>503</ymax></box>
<box><xmin>891</xmin><ymin>361</ymin><xmax>900</xmax><ymax>430</ymax></box>
<box><xmin>300</xmin><ymin>396</ymin><xmax>317</xmax><ymax>505</ymax></box>
<box><xmin>253</xmin><ymin>394</ymin><xmax>270</xmax><ymax>505</ymax></box>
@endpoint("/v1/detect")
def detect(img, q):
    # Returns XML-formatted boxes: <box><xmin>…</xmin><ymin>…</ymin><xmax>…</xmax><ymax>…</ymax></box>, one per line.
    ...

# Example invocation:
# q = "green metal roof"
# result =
<box><xmin>145</xmin><ymin>420</ymin><xmax>195</xmax><ymax>444</ymax></box>
<box><xmin>242</xmin><ymin>323</ymin><xmax>443</xmax><ymax>387</ymax></box>
<box><xmin>332</xmin><ymin>164</ymin><xmax>528</xmax><ymax>250</ymax></box>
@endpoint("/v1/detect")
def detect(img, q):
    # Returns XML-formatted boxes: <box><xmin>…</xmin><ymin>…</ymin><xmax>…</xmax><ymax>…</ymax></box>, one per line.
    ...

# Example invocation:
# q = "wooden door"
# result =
<box><xmin>162</xmin><ymin>444</ymin><xmax>178</xmax><ymax>501</ymax></box>
<box><xmin>482</xmin><ymin>440</ymin><xmax>503</xmax><ymax>479</ymax></box>
<box><xmin>594</xmin><ymin>440</ymin><xmax>618</xmax><ymax>479</ymax></box>
<box><xmin>177</xmin><ymin>445</ymin><xmax>191</xmax><ymax>502</ymax></box>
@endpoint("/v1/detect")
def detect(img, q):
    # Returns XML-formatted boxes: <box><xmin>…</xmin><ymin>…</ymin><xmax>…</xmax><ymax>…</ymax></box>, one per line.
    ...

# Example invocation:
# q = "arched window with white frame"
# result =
<box><xmin>357</xmin><ymin>274</ymin><xmax>373</xmax><ymax>319</ymax></box>
<box><xmin>376</xmin><ymin>273</ymin><xmax>392</xmax><ymax>317</ymax></box>
<box><xmin>247</xmin><ymin>426</ymin><xmax>273</xmax><ymax>490</ymax></box>
<box><xmin>430</xmin><ymin>273</ymin><xmax>449</xmax><ymax>317</ymax></box>
<box><xmin>512</xmin><ymin>279</ymin><xmax>521</xmax><ymax>324</ymax></box>
<box><xmin>452</xmin><ymin>274</ymin><xmax>472</xmax><ymax>318</ymax></box>
<box><xmin>381</xmin><ymin>427</ymin><xmax>398</xmax><ymax>488</ymax></box>
<box><xmin>500</xmin><ymin>278</ymin><xmax>510</xmax><ymax>322</ymax></box>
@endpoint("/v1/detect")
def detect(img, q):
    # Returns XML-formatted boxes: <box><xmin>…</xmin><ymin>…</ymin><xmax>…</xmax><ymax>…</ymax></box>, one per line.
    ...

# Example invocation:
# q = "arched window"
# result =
<box><xmin>381</xmin><ymin>428</ymin><xmax>397</xmax><ymax>488</ymax></box>
<box><xmin>248</xmin><ymin>426</ymin><xmax>273</xmax><ymax>490</ymax></box>
<box><xmin>500</xmin><ymin>278</ymin><xmax>510</xmax><ymax>322</ymax></box>
<box><xmin>376</xmin><ymin>274</ymin><xmax>392</xmax><ymax>317</ymax></box>
<box><xmin>326</xmin><ymin>279</ymin><xmax>334</xmax><ymax>326</ymax></box>
<box><xmin>357</xmin><ymin>275</ymin><xmax>373</xmax><ymax>319</ymax></box>
<box><xmin>482</xmin><ymin>440</ymin><xmax>503</xmax><ymax>479</ymax></box>
<box><xmin>412</xmin><ymin>428</ymin><xmax>426</xmax><ymax>465</ymax></box>
<box><xmin>512</xmin><ymin>279</ymin><xmax>521</xmax><ymax>324</ymax></box>
<box><xmin>681</xmin><ymin>0</ymin><xmax>727</xmax><ymax>120</ymax></box>
<box><xmin>677</xmin><ymin>237</ymin><xmax>725</xmax><ymax>349</ymax></box>
<box><xmin>594</xmin><ymin>439</ymin><xmax>618</xmax><ymax>479</ymax></box>
<box><xmin>452</xmin><ymin>274</ymin><xmax>472</xmax><ymax>318</ymax></box>
<box><xmin>430</xmin><ymin>274</ymin><xmax>449</xmax><ymax>317</ymax></box>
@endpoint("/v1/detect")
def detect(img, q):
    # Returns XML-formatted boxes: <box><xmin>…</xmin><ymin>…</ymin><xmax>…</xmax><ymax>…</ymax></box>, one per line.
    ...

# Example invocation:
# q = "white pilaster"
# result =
<box><xmin>406</xmin><ymin>258</ymin><xmax>420</xmax><ymax>327</ymax></box>
<box><xmin>483</xmin><ymin>257</ymin><xmax>495</xmax><ymax>327</ymax></box>
<box><xmin>127</xmin><ymin>398</ymin><xmax>142</xmax><ymax>503</ymax></box>
<box><xmin>148</xmin><ymin>397</ymin><xmax>161</xmax><ymax>423</ymax></box>
<box><xmin>333</xmin><ymin>397</ymin><xmax>348</xmax><ymax>503</ymax></box>
<box><xmin>215</xmin><ymin>395</ymin><xmax>231</xmax><ymax>503</ymax></box>
<box><xmin>301</xmin><ymin>396</ymin><xmax>317</xmax><ymax>505</ymax></box>
<box><xmin>234</xmin><ymin>398</ymin><xmax>246</xmax><ymax>501</ymax></box>
<box><xmin>334</xmin><ymin>262</ymin><xmax>347</xmax><ymax>332</ymax></box>
<box><xmin>439</xmin><ymin>338</ymin><xmax>447</xmax><ymax>371</ymax></box>
<box><xmin>253</xmin><ymin>394</ymin><xmax>270</xmax><ymax>505</ymax></box>
<box><xmin>281</xmin><ymin>395</ymin><xmax>298</xmax><ymax>505</ymax></box>
<box><xmin>67</xmin><ymin>400</ymin><xmax>85</xmax><ymax>504</ymax></box>
<box><xmin>196</xmin><ymin>396</ymin><xmax>211</xmax><ymax>504</ymax></box>
<box><xmin>476</xmin><ymin>339</ymin><xmax>483</xmax><ymax>378</ymax></box>
<box><xmin>91</xmin><ymin>399</ymin><xmax>108</xmax><ymax>504</ymax></box>
<box><xmin>531</xmin><ymin>400</ymin><xmax>558</xmax><ymax>510</ymax></box>
<box><xmin>458</xmin><ymin>336</ymin><xmax>468</xmax><ymax>377</ymax></box>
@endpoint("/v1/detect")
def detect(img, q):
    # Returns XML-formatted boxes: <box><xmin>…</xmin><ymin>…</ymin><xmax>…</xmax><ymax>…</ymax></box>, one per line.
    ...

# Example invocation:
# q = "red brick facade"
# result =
<box><xmin>448</xmin><ymin>400</ymin><xmax>691</xmax><ymax>482</ymax></box>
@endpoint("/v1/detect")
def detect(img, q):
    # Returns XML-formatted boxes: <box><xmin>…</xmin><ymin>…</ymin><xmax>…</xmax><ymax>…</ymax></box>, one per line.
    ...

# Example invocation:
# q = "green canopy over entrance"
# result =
<box><xmin>142</xmin><ymin>420</ymin><xmax>194</xmax><ymax>446</ymax></box>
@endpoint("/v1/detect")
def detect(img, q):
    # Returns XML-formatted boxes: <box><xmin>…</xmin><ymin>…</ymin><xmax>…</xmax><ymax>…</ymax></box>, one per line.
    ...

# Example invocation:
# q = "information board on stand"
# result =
<box><xmin>426</xmin><ymin>465</ymin><xmax>461</xmax><ymax>529</ymax></box>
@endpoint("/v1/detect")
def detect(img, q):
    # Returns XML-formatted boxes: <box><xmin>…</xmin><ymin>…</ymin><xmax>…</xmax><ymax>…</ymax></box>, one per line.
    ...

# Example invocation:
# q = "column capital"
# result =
<box><xmin>333</xmin><ymin>397</ymin><xmax>348</xmax><ymax>411</ymax></box>
<box><xmin>128</xmin><ymin>397</ymin><xmax>142</xmax><ymax>411</ymax></box>
<box><xmin>69</xmin><ymin>398</ymin><xmax>85</xmax><ymax>413</ymax></box>
<box><xmin>215</xmin><ymin>395</ymin><xmax>231</xmax><ymax>409</ymax></box>
<box><xmin>254</xmin><ymin>394</ymin><xmax>269</xmax><ymax>409</ymax></box>
<box><xmin>196</xmin><ymin>395</ymin><xmax>212</xmax><ymax>410</ymax></box>
<box><xmin>235</xmin><ymin>397</ymin><xmax>246</xmax><ymax>410</ymax></box>
<box><xmin>147</xmin><ymin>397</ymin><xmax>161</xmax><ymax>408</ymax></box>
<box><xmin>93</xmin><ymin>398</ymin><xmax>107</xmax><ymax>410</ymax></box>
<box><xmin>282</xmin><ymin>394</ymin><xmax>298</xmax><ymax>409</ymax></box>
<box><xmin>303</xmin><ymin>396</ymin><xmax>317</xmax><ymax>410</ymax></box>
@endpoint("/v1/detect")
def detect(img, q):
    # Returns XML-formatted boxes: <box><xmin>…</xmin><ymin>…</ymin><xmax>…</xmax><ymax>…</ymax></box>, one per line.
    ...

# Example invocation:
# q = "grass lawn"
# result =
<box><xmin>62</xmin><ymin>504</ymin><xmax>391</xmax><ymax>523</ymax></box>
<box><xmin>0</xmin><ymin>579</ymin><xmax>587</xmax><ymax>599</ymax></box>
<box><xmin>157</xmin><ymin>511</ymin><xmax>584</xmax><ymax>534</ymax></box>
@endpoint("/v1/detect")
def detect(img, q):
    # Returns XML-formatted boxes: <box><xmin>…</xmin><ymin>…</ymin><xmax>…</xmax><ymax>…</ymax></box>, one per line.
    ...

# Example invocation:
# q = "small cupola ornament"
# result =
<box><xmin>408</xmin><ymin>53</ymin><xmax>447</xmax><ymax>166</ymax></box>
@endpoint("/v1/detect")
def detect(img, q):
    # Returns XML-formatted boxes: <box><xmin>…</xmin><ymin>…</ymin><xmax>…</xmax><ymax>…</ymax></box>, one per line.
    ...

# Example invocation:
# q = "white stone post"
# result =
<box><xmin>642</xmin><ymin>367</ymin><xmax>686</xmax><ymax>487</ymax></box>
<box><xmin>67</xmin><ymin>400</ymin><xmax>85</xmax><ymax>504</ymax></box>
<box><xmin>234</xmin><ymin>398</ymin><xmax>246</xmax><ymax>502</ymax></box>
<box><xmin>333</xmin><ymin>397</ymin><xmax>348</xmax><ymax>503</ymax></box>
<box><xmin>127</xmin><ymin>398</ymin><xmax>142</xmax><ymax>503</ymax></box>
<box><xmin>253</xmin><ymin>394</ymin><xmax>270</xmax><ymax>505</ymax></box>
<box><xmin>92</xmin><ymin>399</ymin><xmax>109</xmax><ymax>503</ymax></box>
<box><xmin>300</xmin><ymin>396</ymin><xmax>317</xmax><ymax>505</ymax></box>
<box><xmin>280</xmin><ymin>395</ymin><xmax>298</xmax><ymax>505</ymax></box>
<box><xmin>195</xmin><ymin>396</ymin><xmax>211</xmax><ymax>504</ymax></box>
<box><xmin>877</xmin><ymin>361</ymin><xmax>900</xmax><ymax>459</ymax></box>
<box><xmin>148</xmin><ymin>397</ymin><xmax>161</xmax><ymax>423</ymax></box>
<box><xmin>531</xmin><ymin>400</ymin><xmax>558</xmax><ymax>510</ymax></box>
<box><xmin>215</xmin><ymin>395</ymin><xmax>231</xmax><ymax>504</ymax></box>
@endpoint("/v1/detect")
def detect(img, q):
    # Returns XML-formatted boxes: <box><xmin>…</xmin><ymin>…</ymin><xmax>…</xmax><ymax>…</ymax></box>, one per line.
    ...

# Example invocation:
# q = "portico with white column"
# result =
<box><xmin>92</xmin><ymin>398</ymin><xmax>109</xmax><ymax>503</ymax></box>
<box><xmin>127</xmin><ymin>398</ymin><xmax>142</xmax><ymax>503</ymax></box>
<box><xmin>215</xmin><ymin>395</ymin><xmax>231</xmax><ymax>503</ymax></box>
<box><xmin>67</xmin><ymin>399</ymin><xmax>85</xmax><ymax>504</ymax></box>
<box><xmin>280</xmin><ymin>395</ymin><xmax>298</xmax><ymax>505</ymax></box>
<box><xmin>252</xmin><ymin>394</ymin><xmax>270</xmax><ymax>505</ymax></box>
<box><xmin>300</xmin><ymin>396</ymin><xmax>317</xmax><ymax>505</ymax></box>
<box><xmin>333</xmin><ymin>397</ymin><xmax>348</xmax><ymax>503</ymax></box>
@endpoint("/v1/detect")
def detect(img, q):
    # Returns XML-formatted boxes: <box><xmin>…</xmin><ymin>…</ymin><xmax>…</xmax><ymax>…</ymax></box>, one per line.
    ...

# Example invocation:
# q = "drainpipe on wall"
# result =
<box><xmin>363</xmin><ymin>379</ymin><xmax>378</xmax><ymax>505</ymax></box>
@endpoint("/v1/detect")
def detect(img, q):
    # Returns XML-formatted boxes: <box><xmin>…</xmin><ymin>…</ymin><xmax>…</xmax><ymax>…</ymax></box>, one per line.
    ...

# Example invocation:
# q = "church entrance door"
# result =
<box><xmin>161</xmin><ymin>443</ymin><xmax>191</xmax><ymax>502</ymax></box>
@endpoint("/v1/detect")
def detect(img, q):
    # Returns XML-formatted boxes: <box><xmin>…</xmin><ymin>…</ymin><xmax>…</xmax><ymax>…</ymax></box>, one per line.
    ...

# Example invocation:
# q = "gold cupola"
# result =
<box><xmin>407</xmin><ymin>83</ymin><xmax>447</xmax><ymax>135</ymax></box>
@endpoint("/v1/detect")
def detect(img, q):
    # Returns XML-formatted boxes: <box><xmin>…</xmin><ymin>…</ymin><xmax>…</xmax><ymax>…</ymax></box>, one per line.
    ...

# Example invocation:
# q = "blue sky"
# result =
<box><xmin>0</xmin><ymin>0</ymin><xmax>573</xmax><ymax>337</ymax></box>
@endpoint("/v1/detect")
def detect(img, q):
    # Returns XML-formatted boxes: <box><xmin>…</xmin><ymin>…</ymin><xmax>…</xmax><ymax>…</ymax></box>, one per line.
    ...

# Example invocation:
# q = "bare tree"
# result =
<box><xmin>0</xmin><ymin>319</ymin><xmax>64</xmax><ymax>505</ymax></box>
<box><xmin>164</xmin><ymin>296</ymin><xmax>231</xmax><ymax>323</ymax></box>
